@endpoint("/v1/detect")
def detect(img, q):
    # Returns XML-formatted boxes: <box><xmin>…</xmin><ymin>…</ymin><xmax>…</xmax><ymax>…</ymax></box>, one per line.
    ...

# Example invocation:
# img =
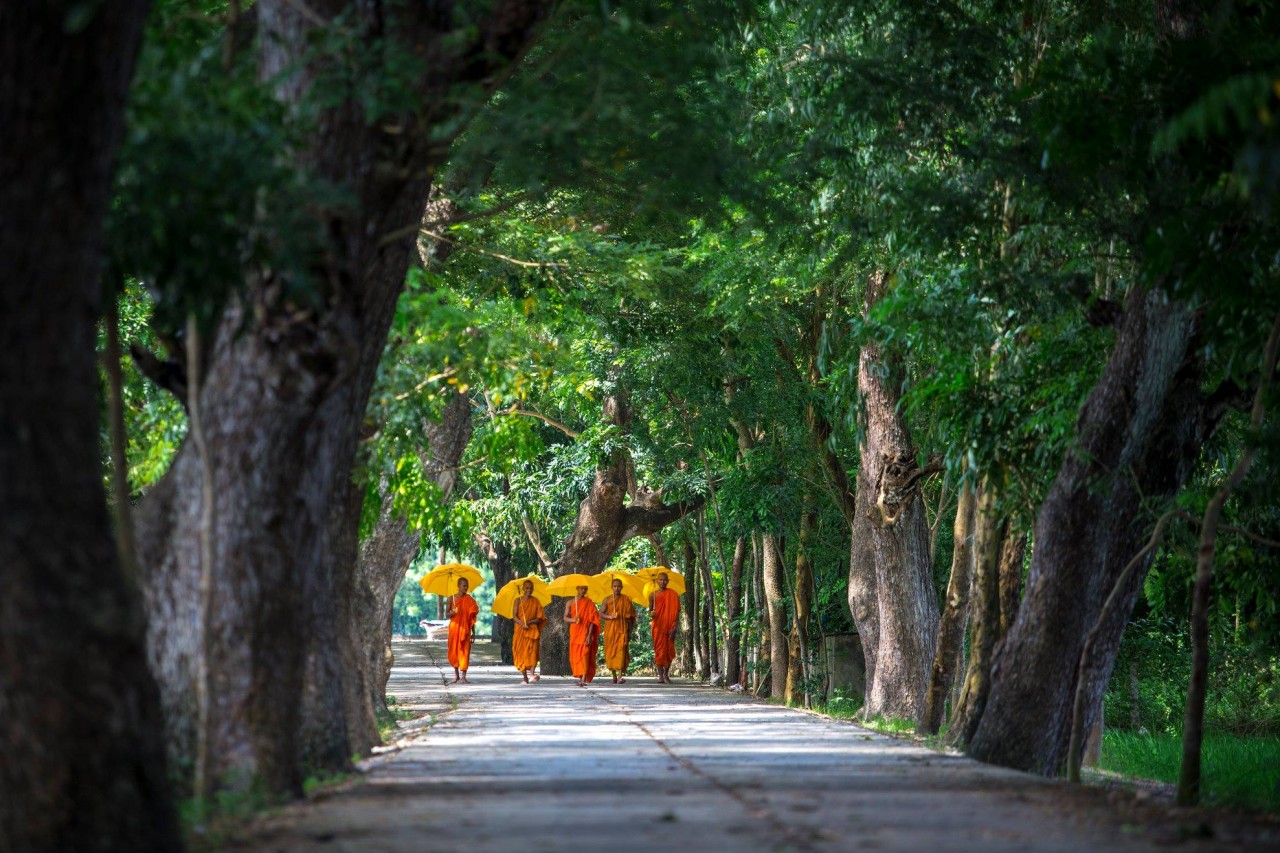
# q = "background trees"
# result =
<box><xmin>5</xmin><ymin>0</ymin><xmax>1279</xmax><ymax>842</ymax></box>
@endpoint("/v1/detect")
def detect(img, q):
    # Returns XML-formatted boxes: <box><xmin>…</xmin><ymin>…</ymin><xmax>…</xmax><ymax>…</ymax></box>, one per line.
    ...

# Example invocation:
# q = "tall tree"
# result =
<box><xmin>846</xmin><ymin>274</ymin><xmax>940</xmax><ymax>719</ymax></box>
<box><xmin>0</xmin><ymin>2</ymin><xmax>181</xmax><ymax>849</ymax></box>
<box><xmin>133</xmin><ymin>0</ymin><xmax>553</xmax><ymax>797</ymax></box>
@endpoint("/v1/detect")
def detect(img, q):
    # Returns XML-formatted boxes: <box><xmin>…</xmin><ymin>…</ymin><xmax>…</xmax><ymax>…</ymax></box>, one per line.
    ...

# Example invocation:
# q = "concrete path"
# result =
<box><xmin>234</xmin><ymin>640</ymin><xmax>1275</xmax><ymax>852</ymax></box>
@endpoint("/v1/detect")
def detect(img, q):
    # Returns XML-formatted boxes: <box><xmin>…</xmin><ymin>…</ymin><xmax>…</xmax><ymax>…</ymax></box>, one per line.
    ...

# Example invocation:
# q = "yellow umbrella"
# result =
<box><xmin>634</xmin><ymin>565</ymin><xmax>686</xmax><ymax>595</ymax></box>
<box><xmin>589</xmin><ymin>570</ymin><xmax>648</xmax><ymax>607</ymax></box>
<box><xmin>492</xmin><ymin>574</ymin><xmax>552</xmax><ymax>619</ymax></box>
<box><xmin>419</xmin><ymin>562</ymin><xmax>485</xmax><ymax>597</ymax></box>
<box><xmin>547</xmin><ymin>573</ymin><xmax>604</xmax><ymax>601</ymax></box>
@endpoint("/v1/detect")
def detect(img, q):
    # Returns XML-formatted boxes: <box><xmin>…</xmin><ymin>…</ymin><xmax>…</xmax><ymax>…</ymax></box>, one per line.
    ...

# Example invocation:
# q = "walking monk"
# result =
<box><xmin>512</xmin><ymin>579</ymin><xmax>546</xmax><ymax>683</ymax></box>
<box><xmin>446</xmin><ymin>577</ymin><xmax>479</xmax><ymax>683</ymax></box>
<box><xmin>565</xmin><ymin>585</ymin><xmax>600</xmax><ymax>686</ymax></box>
<box><xmin>601</xmin><ymin>578</ymin><xmax>636</xmax><ymax>683</ymax></box>
<box><xmin>648</xmin><ymin>572</ymin><xmax>680</xmax><ymax>684</ymax></box>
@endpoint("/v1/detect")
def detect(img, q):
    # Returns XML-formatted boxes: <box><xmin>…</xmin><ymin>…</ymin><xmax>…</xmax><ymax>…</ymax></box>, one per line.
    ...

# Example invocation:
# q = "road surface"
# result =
<box><xmin>233</xmin><ymin>640</ymin><xmax>1275</xmax><ymax>851</ymax></box>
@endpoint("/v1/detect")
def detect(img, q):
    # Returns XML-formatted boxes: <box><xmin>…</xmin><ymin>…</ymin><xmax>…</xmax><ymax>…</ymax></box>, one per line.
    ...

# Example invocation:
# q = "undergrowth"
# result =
<box><xmin>1100</xmin><ymin>731</ymin><xmax>1280</xmax><ymax>813</ymax></box>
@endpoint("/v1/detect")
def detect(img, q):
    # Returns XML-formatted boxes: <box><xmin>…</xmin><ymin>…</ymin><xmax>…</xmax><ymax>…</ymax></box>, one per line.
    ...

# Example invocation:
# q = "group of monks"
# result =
<box><xmin>442</xmin><ymin>572</ymin><xmax>683</xmax><ymax>686</ymax></box>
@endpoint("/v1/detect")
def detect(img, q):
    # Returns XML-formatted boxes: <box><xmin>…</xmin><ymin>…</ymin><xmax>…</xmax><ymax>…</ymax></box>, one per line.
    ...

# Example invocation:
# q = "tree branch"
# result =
<box><xmin>129</xmin><ymin>343</ymin><xmax>188</xmax><ymax>407</ymax></box>
<box><xmin>520</xmin><ymin>514</ymin><xmax>556</xmax><ymax>571</ymax></box>
<box><xmin>496</xmin><ymin>403</ymin><xmax>580</xmax><ymax>438</ymax></box>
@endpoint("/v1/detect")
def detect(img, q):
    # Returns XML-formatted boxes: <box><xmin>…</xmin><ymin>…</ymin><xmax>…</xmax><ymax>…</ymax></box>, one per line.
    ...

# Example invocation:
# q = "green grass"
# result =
<box><xmin>1100</xmin><ymin>731</ymin><xmax>1280</xmax><ymax>812</ymax></box>
<box><xmin>377</xmin><ymin>706</ymin><xmax>429</xmax><ymax>742</ymax></box>
<box><xmin>814</xmin><ymin>695</ymin><xmax>862</xmax><ymax>720</ymax></box>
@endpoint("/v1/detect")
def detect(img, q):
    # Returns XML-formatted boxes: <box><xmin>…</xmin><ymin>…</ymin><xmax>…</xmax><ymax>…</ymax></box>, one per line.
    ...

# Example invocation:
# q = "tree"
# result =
<box><xmin>129</xmin><ymin>0</ymin><xmax>554</xmax><ymax>798</ymax></box>
<box><xmin>0</xmin><ymin>1</ymin><xmax>181</xmax><ymax>849</ymax></box>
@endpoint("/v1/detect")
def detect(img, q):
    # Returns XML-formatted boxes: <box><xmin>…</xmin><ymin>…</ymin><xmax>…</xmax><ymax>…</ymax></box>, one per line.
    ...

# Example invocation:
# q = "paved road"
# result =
<box><xmin>235</xmin><ymin>640</ymin><xmax>1273</xmax><ymax>852</ymax></box>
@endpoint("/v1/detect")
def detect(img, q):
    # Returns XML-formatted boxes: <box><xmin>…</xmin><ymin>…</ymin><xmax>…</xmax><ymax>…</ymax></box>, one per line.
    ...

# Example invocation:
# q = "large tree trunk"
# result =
<box><xmin>847</xmin><ymin>275</ymin><xmax>939</xmax><ymax>720</ymax></box>
<box><xmin>349</xmin><ymin>390</ymin><xmax>473</xmax><ymax>747</ymax></box>
<box><xmin>352</xmin><ymin>483</ymin><xmax>421</xmax><ymax>737</ymax></box>
<box><xmin>761</xmin><ymin>534</ymin><xmax>789</xmax><ymax>698</ymax></box>
<box><xmin>786</xmin><ymin>511</ymin><xmax>816</xmax><ymax>705</ymax></box>
<box><xmin>968</xmin><ymin>288</ymin><xmax>1211</xmax><ymax>773</ymax></box>
<box><xmin>134</xmin><ymin>0</ymin><xmax>551</xmax><ymax>797</ymax></box>
<box><xmin>998</xmin><ymin>530</ymin><xmax>1026</xmax><ymax>636</ymax></box>
<box><xmin>920</xmin><ymin>482</ymin><xmax>977</xmax><ymax>733</ymax></box>
<box><xmin>699</xmin><ymin>522</ymin><xmax>721</xmax><ymax>679</ymax></box>
<box><xmin>679</xmin><ymin>535</ymin><xmax>699</xmax><ymax>676</ymax></box>
<box><xmin>724</xmin><ymin>538</ymin><xmax>747</xmax><ymax>686</ymax></box>
<box><xmin>949</xmin><ymin>483</ymin><xmax>1004</xmax><ymax>745</ymax></box>
<box><xmin>477</xmin><ymin>534</ymin><xmax>515</xmax><ymax>663</ymax></box>
<box><xmin>0</xmin><ymin>3</ymin><xmax>182</xmax><ymax>849</ymax></box>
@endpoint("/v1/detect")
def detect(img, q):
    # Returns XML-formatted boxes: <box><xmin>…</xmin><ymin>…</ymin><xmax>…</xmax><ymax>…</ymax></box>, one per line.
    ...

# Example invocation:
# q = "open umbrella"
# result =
<box><xmin>419</xmin><ymin>562</ymin><xmax>485</xmax><ymax>597</ymax></box>
<box><xmin>547</xmin><ymin>573</ymin><xmax>603</xmax><ymax>601</ymax></box>
<box><xmin>633</xmin><ymin>565</ymin><xmax>686</xmax><ymax>595</ymax></box>
<box><xmin>589</xmin><ymin>570</ymin><xmax>648</xmax><ymax>607</ymax></box>
<box><xmin>492</xmin><ymin>574</ymin><xmax>552</xmax><ymax>618</ymax></box>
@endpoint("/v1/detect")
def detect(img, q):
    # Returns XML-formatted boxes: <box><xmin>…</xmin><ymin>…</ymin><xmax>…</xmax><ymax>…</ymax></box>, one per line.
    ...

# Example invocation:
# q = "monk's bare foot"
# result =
<box><xmin>612</xmin><ymin>675</ymin><xmax>619</xmax><ymax>683</ymax></box>
<box><xmin>451</xmin><ymin>677</ymin><xmax>460</xmax><ymax>683</ymax></box>
<box><xmin>618</xmin><ymin>677</ymin><xmax>626</xmax><ymax>683</ymax></box>
<box><xmin>461</xmin><ymin>676</ymin><xmax>471</xmax><ymax>683</ymax></box>
<box><xmin>532</xmin><ymin>674</ymin><xmax>540</xmax><ymax>682</ymax></box>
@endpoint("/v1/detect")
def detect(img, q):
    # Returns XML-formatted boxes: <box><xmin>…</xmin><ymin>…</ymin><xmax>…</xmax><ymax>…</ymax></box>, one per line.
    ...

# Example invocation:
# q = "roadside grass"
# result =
<box><xmin>1100</xmin><ymin>730</ymin><xmax>1280</xmax><ymax>813</ymax></box>
<box><xmin>378</xmin><ymin>694</ymin><xmax>431</xmax><ymax>742</ymax></box>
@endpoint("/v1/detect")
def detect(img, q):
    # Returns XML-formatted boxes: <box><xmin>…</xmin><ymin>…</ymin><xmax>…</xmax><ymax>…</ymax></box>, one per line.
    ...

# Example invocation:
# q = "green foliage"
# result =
<box><xmin>99</xmin><ymin>282</ymin><xmax>188</xmax><ymax>495</ymax></box>
<box><xmin>1107</xmin><ymin>617</ymin><xmax>1280</xmax><ymax>739</ymax></box>
<box><xmin>109</xmin><ymin>4</ymin><xmax>335</xmax><ymax>335</ymax></box>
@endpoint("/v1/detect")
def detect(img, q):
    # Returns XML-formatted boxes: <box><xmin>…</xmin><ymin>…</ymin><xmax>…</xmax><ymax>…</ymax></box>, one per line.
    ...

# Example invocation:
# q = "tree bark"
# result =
<box><xmin>920</xmin><ymin>482</ymin><xmax>977</xmax><ymax>733</ymax></box>
<box><xmin>786</xmin><ymin>511</ymin><xmax>816</xmax><ymax>705</ymax></box>
<box><xmin>0</xmin><ymin>2</ymin><xmax>182</xmax><ymax>849</ymax></box>
<box><xmin>761</xmin><ymin>534</ymin><xmax>789</xmax><ymax>698</ymax></box>
<box><xmin>347</xmin><ymin>389</ymin><xmax>474</xmax><ymax>751</ymax></box>
<box><xmin>681</xmin><ymin>536</ymin><xmax>701</xmax><ymax>677</ymax></box>
<box><xmin>949</xmin><ymin>482</ymin><xmax>1004</xmax><ymax>745</ymax></box>
<box><xmin>134</xmin><ymin>0</ymin><xmax>552</xmax><ymax>797</ymax></box>
<box><xmin>752</xmin><ymin>533</ymin><xmax>769</xmax><ymax>694</ymax></box>
<box><xmin>724</xmin><ymin>537</ymin><xmax>747</xmax><ymax>686</ymax></box>
<box><xmin>699</xmin><ymin>520</ymin><xmax>722</xmax><ymax>680</ymax></box>
<box><xmin>848</xmin><ymin>274</ymin><xmax>939</xmax><ymax>719</ymax></box>
<box><xmin>353</xmin><ymin>482</ymin><xmax>421</xmax><ymax>735</ymax></box>
<box><xmin>477</xmin><ymin>533</ymin><xmax>515</xmax><ymax>662</ymax></box>
<box><xmin>998</xmin><ymin>530</ymin><xmax>1026</xmax><ymax>637</ymax></box>
<box><xmin>968</xmin><ymin>287</ymin><xmax>1212</xmax><ymax>774</ymax></box>
<box><xmin>693</xmin><ymin>534</ymin><xmax>712</xmax><ymax>679</ymax></box>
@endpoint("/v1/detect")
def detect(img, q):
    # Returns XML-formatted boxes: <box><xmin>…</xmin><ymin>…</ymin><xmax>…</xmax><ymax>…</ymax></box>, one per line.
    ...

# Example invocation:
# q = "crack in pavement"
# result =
<box><xmin>583</xmin><ymin>682</ymin><xmax>816</xmax><ymax>851</ymax></box>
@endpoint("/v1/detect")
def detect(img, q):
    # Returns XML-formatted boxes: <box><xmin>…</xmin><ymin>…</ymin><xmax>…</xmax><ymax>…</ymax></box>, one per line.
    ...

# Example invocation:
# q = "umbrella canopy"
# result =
<box><xmin>634</xmin><ymin>566</ymin><xmax>686</xmax><ymax>595</ymax></box>
<box><xmin>492</xmin><ymin>574</ymin><xmax>552</xmax><ymax>618</ymax></box>
<box><xmin>419</xmin><ymin>562</ymin><xmax>485</xmax><ymax>597</ymax></box>
<box><xmin>589</xmin><ymin>570</ymin><xmax>648</xmax><ymax>607</ymax></box>
<box><xmin>547</xmin><ymin>573</ymin><xmax>603</xmax><ymax>601</ymax></box>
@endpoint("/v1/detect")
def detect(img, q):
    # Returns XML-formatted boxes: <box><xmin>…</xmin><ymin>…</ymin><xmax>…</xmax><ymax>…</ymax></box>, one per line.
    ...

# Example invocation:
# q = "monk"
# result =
<box><xmin>512</xmin><ymin>580</ymin><xmax>546</xmax><ymax>683</ymax></box>
<box><xmin>564</xmin><ymin>585</ymin><xmax>600</xmax><ymax>686</ymax></box>
<box><xmin>445</xmin><ymin>577</ymin><xmax>479</xmax><ymax>683</ymax></box>
<box><xmin>648</xmin><ymin>572</ymin><xmax>680</xmax><ymax>684</ymax></box>
<box><xmin>601</xmin><ymin>578</ymin><xmax>636</xmax><ymax>683</ymax></box>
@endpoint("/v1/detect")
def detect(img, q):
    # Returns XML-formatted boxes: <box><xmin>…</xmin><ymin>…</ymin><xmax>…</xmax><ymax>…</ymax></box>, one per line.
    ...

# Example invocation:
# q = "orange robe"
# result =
<box><xmin>447</xmin><ymin>593</ymin><xmax>479</xmax><ymax>670</ymax></box>
<box><xmin>602</xmin><ymin>595</ymin><xmax>635</xmax><ymax>672</ymax></box>
<box><xmin>512</xmin><ymin>596</ymin><xmax>544</xmax><ymax>672</ymax></box>
<box><xmin>568</xmin><ymin>597</ymin><xmax>600</xmax><ymax>682</ymax></box>
<box><xmin>650</xmin><ymin>587</ymin><xmax>680</xmax><ymax>668</ymax></box>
